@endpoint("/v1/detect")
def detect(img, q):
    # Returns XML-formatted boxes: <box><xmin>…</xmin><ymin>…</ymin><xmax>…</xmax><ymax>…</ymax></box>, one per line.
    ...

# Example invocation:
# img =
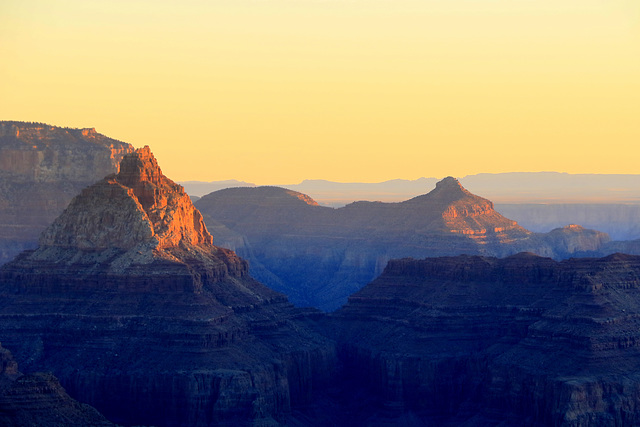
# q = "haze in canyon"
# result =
<box><xmin>1</xmin><ymin>0</ymin><xmax>638</xmax><ymax>424</ymax></box>
<box><xmin>2</xmin><ymin>133</ymin><xmax>640</xmax><ymax>425</ymax></box>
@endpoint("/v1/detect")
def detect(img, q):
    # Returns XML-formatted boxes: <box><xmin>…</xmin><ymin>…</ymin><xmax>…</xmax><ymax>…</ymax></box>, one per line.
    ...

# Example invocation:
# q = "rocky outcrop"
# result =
<box><xmin>0</xmin><ymin>121</ymin><xmax>134</xmax><ymax>264</ymax></box>
<box><xmin>195</xmin><ymin>178</ymin><xmax>609</xmax><ymax>310</ymax></box>
<box><xmin>0</xmin><ymin>122</ymin><xmax>132</xmax><ymax>182</ymax></box>
<box><xmin>0</xmin><ymin>342</ymin><xmax>114</xmax><ymax>427</ymax></box>
<box><xmin>0</xmin><ymin>148</ymin><xmax>335</xmax><ymax>426</ymax></box>
<box><xmin>40</xmin><ymin>145</ymin><xmax>212</xmax><ymax>251</ymax></box>
<box><xmin>527</xmin><ymin>224</ymin><xmax>611</xmax><ymax>258</ymax></box>
<box><xmin>328</xmin><ymin>252</ymin><xmax>640</xmax><ymax>425</ymax></box>
<box><xmin>496</xmin><ymin>203</ymin><xmax>640</xmax><ymax>241</ymax></box>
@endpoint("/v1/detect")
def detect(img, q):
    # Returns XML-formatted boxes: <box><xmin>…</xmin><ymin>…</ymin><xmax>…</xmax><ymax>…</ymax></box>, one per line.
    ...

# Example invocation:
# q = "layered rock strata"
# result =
<box><xmin>0</xmin><ymin>121</ymin><xmax>134</xmax><ymax>264</ymax></box>
<box><xmin>329</xmin><ymin>252</ymin><xmax>640</xmax><ymax>425</ymax></box>
<box><xmin>196</xmin><ymin>178</ymin><xmax>609</xmax><ymax>310</ymax></box>
<box><xmin>0</xmin><ymin>342</ymin><xmax>114</xmax><ymax>427</ymax></box>
<box><xmin>0</xmin><ymin>147</ymin><xmax>335</xmax><ymax>426</ymax></box>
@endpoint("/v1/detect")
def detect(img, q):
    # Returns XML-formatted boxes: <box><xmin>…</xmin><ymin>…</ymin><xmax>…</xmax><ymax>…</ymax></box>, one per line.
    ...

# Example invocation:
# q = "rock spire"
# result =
<box><xmin>40</xmin><ymin>146</ymin><xmax>213</xmax><ymax>251</ymax></box>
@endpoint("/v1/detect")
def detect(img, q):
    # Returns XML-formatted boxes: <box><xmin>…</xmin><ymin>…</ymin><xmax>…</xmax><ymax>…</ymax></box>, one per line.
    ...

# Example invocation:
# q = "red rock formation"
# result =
<box><xmin>0</xmin><ymin>121</ymin><xmax>134</xmax><ymax>264</ymax></box>
<box><xmin>402</xmin><ymin>176</ymin><xmax>529</xmax><ymax>242</ymax></box>
<box><xmin>0</xmin><ymin>147</ymin><xmax>336</xmax><ymax>426</ymax></box>
<box><xmin>13</xmin><ymin>146</ymin><xmax>245</xmax><ymax>294</ymax></box>
<box><xmin>40</xmin><ymin>146</ymin><xmax>212</xmax><ymax>252</ymax></box>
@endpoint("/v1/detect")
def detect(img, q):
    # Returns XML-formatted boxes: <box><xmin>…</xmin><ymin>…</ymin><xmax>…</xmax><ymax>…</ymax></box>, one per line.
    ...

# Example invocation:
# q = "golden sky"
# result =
<box><xmin>1</xmin><ymin>0</ymin><xmax>639</xmax><ymax>184</ymax></box>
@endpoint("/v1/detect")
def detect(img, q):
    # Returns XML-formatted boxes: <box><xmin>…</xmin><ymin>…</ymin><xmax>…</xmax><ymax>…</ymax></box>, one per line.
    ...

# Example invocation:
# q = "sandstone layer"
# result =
<box><xmin>327</xmin><ymin>252</ymin><xmax>640</xmax><ymax>425</ymax></box>
<box><xmin>0</xmin><ymin>147</ymin><xmax>335</xmax><ymax>426</ymax></box>
<box><xmin>196</xmin><ymin>178</ymin><xmax>609</xmax><ymax>310</ymax></box>
<box><xmin>0</xmin><ymin>121</ymin><xmax>134</xmax><ymax>264</ymax></box>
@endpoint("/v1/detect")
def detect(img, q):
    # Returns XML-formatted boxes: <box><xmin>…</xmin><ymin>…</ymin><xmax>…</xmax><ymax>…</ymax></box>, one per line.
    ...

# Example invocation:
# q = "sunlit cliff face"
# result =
<box><xmin>39</xmin><ymin>146</ymin><xmax>213</xmax><ymax>252</ymax></box>
<box><xmin>0</xmin><ymin>122</ymin><xmax>133</xmax><ymax>182</ymax></box>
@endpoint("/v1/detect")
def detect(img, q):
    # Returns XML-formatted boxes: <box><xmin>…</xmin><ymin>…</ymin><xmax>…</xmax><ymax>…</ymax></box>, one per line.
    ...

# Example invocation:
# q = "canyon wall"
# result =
<box><xmin>0</xmin><ymin>121</ymin><xmax>134</xmax><ymax>265</ymax></box>
<box><xmin>327</xmin><ymin>252</ymin><xmax>640</xmax><ymax>425</ymax></box>
<box><xmin>0</xmin><ymin>342</ymin><xmax>115</xmax><ymax>427</ymax></box>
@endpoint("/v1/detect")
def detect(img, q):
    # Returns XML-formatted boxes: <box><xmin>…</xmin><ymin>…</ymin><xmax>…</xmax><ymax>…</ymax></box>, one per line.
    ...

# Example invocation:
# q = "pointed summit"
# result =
<box><xmin>40</xmin><ymin>146</ymin><xmax>212</xmax><ymax>251</ymax></box>
<box><xmin>407</xmin><ymin>176</ymin><xmax>476</xmax><ymax>206</ymax></box>
<box><xmin>8</xmin><ymin>146</ymin><xmax>251</xmax><ymax>293</ymax></box>
<box><xmin>116</xmin><ymin>145</ymin><xmax>165</xmax><ymax>188</ymax></box>
<box><xmin>113</xmin><ymin>146</ymin><xmax>213</xmax><ymax>249</ymax></box>
<box><xmin>403</xmin><ymin>176</ymin><xmax>529</xmax><ymax>241</ymax></box>
<box><xmin>428</xmin><ymin>176</ymin><xmax>474</xmax><ymax>204</ymax></box>
<box><xmin>436</xmin><ymin>176</ymin><xmax>465</xmax><ymax>191</ymax></box>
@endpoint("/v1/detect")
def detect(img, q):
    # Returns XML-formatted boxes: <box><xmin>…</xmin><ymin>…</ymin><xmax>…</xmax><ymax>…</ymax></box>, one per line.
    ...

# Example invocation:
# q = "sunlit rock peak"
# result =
<box><xmin>39</xmin><ymin>146</ymin><xmax>213</xmax><ymax>251</ymax></box>
<box><xmin>407</xmin><ymin>176</ymin><xmax>482</xmax><ymax>206</ymax></box>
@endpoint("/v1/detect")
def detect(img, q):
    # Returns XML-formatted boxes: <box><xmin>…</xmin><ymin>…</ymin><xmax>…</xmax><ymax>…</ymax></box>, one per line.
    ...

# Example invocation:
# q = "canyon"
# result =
<box><xmin>1</xmin><ymin>124</ymin><xmax>640</xmax><ymax>425</ymax></box>
<box><xmin>195</xmin><ymin>179</ymin><xmax>610</xmax><ymax>310</ymax></box>
<box><xmin>0</xmin><ymin>147</ymin><xmax>335</xmax><ymax>426</ymax></box>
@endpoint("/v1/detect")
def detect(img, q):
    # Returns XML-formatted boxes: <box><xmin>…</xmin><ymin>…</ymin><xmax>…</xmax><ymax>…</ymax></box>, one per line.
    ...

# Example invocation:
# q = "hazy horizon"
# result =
<box><xmin>2</xmin><ymin>1</ymin><xmax>638</xmax><ymax>183</ymax></box>
<box><xmin>180</xmin><ymin>171</ymin><xmax>640</xmax><ymax>187</ymax></box>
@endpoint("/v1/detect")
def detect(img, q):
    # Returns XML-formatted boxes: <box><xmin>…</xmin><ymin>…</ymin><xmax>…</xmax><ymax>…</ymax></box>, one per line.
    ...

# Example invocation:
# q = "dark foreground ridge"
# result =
<box><xmin>328</xmin><ymin>252</ymin><xmax>640</xmax><ymax>425</ymax></box>
<box><xmin>0</xmin><ymin>342</ymin><xmax>115</xmax><ymax>426</ymax></box>
<box><xmin>0</xmin><ymin>147</ymin><xmax>335</xmax><ymax>426</ymax></box>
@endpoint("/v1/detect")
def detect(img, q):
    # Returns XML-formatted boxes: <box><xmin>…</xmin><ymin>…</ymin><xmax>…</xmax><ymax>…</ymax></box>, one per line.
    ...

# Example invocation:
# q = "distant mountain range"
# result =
<box><xmin>181</xmin><ymin>174</ymin><xmax>640</xmax><ymax>241</ymax></box>
<box><xmin>180</xmin><ymin>172</ymin><xmax>640</xmax><ymax>205</ymax></box>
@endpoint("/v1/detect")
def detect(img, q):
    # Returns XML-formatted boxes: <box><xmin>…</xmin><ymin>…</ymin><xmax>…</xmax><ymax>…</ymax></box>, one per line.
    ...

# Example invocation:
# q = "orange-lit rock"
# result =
<box><xmin>0</xmin><ymin>121</ymin><xmax>134</xmax><ymax>264</ymax></box>
<box><xmin>409</xmin><ymin>177</ymin><xmax>527</xmax><ymax>243</ymax></box>
<box><xmin>41</xmin><ymin>146</ymin><xmax>213</xmax><ymax>253</ymax></box>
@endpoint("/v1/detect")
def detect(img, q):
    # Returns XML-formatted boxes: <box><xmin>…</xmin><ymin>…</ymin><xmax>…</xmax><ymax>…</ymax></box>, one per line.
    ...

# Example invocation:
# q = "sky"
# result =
<box><xmin>1</xmin><ymin>0</ymin><xmax>639</xmax><ymax>184</ymax></box>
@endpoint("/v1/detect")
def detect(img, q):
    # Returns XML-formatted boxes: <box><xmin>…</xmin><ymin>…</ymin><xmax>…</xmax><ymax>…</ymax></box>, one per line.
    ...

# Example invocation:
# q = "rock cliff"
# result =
<box><xmin>0</xmin><ymin>342</ymin><xmax>114</xmax><ymax>427</ymax></box>
<box><xmin>328</xmin><ymin>252</ymin><xmax>640</xmax><ymax>425</ymax></box>
<box><xmin>0</xmin><ymin>121</ymin><xmax>134</xmax><ymax>264</ymax></box>
<box><xmin>195</xmin><ymin>178</ymin><xmax>609</xmax><ymax>310</ymax></box>
<box><xmin>0</xmin><ymin>148</ymin><xmax>335</xmax><ymax>426</ymax></box>
<box><xmin>496</xmin><ymin>203</ymin><xmax>640</xmax><ymax>241</ymax></box>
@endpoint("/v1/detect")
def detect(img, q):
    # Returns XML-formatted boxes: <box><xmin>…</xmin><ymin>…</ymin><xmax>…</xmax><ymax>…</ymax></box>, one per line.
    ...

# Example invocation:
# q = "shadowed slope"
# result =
<box><xmin>328</xmin><ymin>252</ymin><xmax>640</xmax><ymax>425</ymax></box>
<box><xmin>0</xmin><ymin>342</ymin><xmax>114</xmax><ymax>427</ymax></box>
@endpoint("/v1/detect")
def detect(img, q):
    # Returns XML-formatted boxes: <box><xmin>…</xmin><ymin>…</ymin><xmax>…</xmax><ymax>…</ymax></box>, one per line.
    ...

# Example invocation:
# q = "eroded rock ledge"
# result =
<box><xmin>328</xmin><ymin>252</ymin><xmax>640</xmax><ymax>425</ymax></box>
